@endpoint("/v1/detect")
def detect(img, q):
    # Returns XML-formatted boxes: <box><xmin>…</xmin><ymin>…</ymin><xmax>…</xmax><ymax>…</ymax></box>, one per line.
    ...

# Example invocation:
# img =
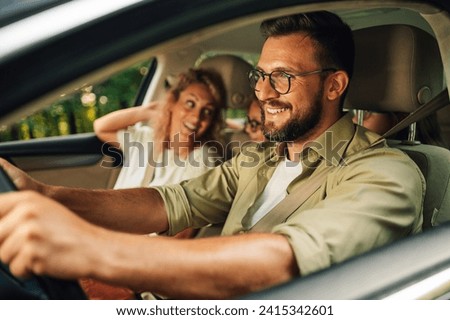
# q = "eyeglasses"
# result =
<box><xmin>244</xmin><ymin>116</ymin><xmax>262</xmax><ymax>132</ymax></box>
<box><xmin>248</xmin><ymin>68</ymin><xmax>337</xmax><ymax>95</ymax></box>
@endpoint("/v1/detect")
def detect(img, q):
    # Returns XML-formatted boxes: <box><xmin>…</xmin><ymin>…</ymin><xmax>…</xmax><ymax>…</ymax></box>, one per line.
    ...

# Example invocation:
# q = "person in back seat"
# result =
<box><xmin>350</xmin><ymin>109</ymin><xmax>447</xmax><ymax>147</ymax></box>
<box><xmin>350</xmin><ymin>110</ymin><xmax>400</xmax><ymax>135</ymax></box>
<box><xmin>227</xmin><ymin>96</ymin><xmax>266</xmax><ymax>146</ymax></box>
<box><xmin>94</xmin><ymin>68</ymin><xmax>226</xmax><ymax>194</ymax></box>
<box><xmin>244</xmin><ymin>97</ymin><xmax>266</xmax><ymax>142</ymax></box>
<box><xmin>0</xmin><ymin>11</ymin><xmax>424</xmax><ymax>299</ymax></box>
<box><xmin>94</xmin><ymin>68</ymin><xmax>227</xmax><ymax>240</ymax></box>
<box><xmin>395</xmin><ymin>112</ymin><xmax>448</xmax><ymax>148</ymax></box>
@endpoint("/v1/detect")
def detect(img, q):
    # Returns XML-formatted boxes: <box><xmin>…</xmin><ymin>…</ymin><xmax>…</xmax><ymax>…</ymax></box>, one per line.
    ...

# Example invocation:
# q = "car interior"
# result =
<box><xmin>0</xmin><ymin>0</ymin><xmax>450</xmax><ymax>299</ymax></box>
<box><xmin>8</xmin><ymin>5</ymin><xmax>448</xmax><ymax>228</ymax></box>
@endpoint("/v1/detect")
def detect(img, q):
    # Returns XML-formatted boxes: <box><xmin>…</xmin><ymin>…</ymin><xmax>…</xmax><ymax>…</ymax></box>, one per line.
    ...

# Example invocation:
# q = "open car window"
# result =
<box><xmin>0</xmin><ymin>59</ymin><xmax>151</xmax><ymax>141</ymax></box>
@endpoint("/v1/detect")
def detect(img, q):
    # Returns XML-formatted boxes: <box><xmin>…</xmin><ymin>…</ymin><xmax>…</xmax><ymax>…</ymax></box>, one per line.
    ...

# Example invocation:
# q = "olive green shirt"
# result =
<box><xmin>155</xmin><ymin>114</ymin><xmax>424</xmax><ymax>276</ymax></box>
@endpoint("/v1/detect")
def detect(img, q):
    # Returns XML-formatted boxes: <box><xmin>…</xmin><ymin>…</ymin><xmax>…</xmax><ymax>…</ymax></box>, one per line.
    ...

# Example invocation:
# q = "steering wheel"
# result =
<box><xmin>0</xmin><ymin>167</ymin><xmax>86</xmax><ymax>299</ymax></box>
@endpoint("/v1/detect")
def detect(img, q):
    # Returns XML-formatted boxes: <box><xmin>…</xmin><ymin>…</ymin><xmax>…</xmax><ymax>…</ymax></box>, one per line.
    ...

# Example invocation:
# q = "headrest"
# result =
<box><xmin>344</xmin><ymin>25</ymin><xmax>443</xmax><ymax>113</ymax></box>
<box><xmin>198</xmin><ymin>54</ymin><xmax>254</xmax><ymax>109</ymax></box>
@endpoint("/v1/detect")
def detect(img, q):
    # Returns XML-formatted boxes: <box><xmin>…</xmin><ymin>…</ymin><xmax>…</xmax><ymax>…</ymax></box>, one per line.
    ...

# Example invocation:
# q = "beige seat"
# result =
<box><xmin>344</xmin><ymin>24</ymin><xmax>450</xmax><ymax>229</ymax></box>
<box><xmin>346</xmin><ymin>24</ymin><xmax>444</xmax><ymax>115</ymax></box>
<box><xmin>198</xmin><ymin>54</ymin><xmax>255</xmax><ymax>151</ymax></box>
<box><xmin>198</xmin><ymin>54</ymin><xmax>254</xmax><ymax>110</ymax></box>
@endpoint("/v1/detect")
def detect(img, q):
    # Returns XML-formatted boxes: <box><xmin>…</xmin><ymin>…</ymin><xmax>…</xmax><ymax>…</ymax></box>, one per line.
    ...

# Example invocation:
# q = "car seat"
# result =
<box><xmin>344</xmin><ymin>24</ymin><xmax>450</xmax><ymax>229</ymax></box>
<box><xmin>198</xmin><ymin>54</ymin><xmax>255</xmax><ymax>153</ymax></box>
<box><xmin>198</xmin><ymin>54</ymin><xmax>254</xmax><ymax>110</ymax></box>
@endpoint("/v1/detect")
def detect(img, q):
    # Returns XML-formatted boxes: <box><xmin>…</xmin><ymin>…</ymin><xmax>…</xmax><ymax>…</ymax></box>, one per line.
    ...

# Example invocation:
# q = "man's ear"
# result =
<box><xmin>326</xmin><ymin>71</ymin><xmax>349</xmax><ymax>102</ymax></box>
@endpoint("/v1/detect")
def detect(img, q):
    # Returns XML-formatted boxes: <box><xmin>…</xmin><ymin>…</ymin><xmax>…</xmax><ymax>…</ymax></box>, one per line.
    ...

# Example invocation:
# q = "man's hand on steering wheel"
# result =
<box><xmin>0</xmin><ymin>161</ymin><xmax>89</xmax><ymax>299</ymax></box>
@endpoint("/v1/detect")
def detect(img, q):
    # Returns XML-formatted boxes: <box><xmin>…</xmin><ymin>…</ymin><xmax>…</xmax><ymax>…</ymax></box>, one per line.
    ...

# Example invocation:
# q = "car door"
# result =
<box><xmin>0</xmin><ymin>133</ymin><xmax>119</xmax><ymax>188</ymax></box>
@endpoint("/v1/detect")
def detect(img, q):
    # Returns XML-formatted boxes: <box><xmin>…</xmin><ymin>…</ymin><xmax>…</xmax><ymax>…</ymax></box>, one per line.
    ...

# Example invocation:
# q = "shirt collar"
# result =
<box><xmin>269</xmin><ymin>113</ymin><xmax>383</xmax><ymax>166</ymax></box>
<box><xmin>309</xmin><ymin>113</ymin><xmax>355</xmax><ymax>165</ymax></box>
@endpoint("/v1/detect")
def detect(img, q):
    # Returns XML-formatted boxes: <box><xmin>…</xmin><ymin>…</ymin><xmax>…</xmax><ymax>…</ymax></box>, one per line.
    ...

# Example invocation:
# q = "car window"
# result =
<box><xmin>0</xmin><ymin>59</ymin><xmax>151</xmax><ymax>141</ymax></box>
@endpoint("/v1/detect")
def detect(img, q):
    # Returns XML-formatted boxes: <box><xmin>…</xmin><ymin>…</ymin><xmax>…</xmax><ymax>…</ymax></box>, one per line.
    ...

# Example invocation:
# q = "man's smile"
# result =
<box><xmin>266</xmin><ymin>106</ymin><xmax>290</xmax><ymax>115</ymax></box>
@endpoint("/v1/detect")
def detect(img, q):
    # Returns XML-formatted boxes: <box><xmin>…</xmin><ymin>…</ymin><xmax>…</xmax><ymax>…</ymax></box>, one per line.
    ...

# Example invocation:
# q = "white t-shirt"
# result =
<box><xmin>114</xmin><ymin>123</ymin><xmax>215</xmax><ymax>189</ymax></box>
<box><xmin>247</xmin><ymin>159</ymin><xmax>303</xmax><ymax>227</ymax></box>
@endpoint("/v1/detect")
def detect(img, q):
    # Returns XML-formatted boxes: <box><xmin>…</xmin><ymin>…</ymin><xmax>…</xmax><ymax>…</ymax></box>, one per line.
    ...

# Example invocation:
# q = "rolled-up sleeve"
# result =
<box><xmin>154</xmin><ymin>155</ymin><xmax>241</xmax><ymax>235</ymax></box>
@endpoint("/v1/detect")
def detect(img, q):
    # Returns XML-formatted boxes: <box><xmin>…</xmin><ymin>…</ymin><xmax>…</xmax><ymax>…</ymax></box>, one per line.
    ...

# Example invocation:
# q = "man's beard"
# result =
<box><xmin>262</xmin><ymin>86</ymin><xmax>324</xmax><ymax>142</ymax></box>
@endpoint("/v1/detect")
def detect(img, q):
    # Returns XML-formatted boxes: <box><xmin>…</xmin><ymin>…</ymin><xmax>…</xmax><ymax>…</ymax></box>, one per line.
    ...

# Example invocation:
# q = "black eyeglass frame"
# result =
<box><xmin>244</xmin><ymin>115</ymin><xmax>262</xmax><ymax>132</ymax></box>
<box><xmin>248</xmin><ymin>68</ymin><xmax>337</xmax><ymax>95</ymax></box>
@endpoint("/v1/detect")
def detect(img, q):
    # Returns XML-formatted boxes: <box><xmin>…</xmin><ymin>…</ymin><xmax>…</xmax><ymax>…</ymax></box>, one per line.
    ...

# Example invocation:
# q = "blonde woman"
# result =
<box><xmin>94</xmin><ymin>68</ymin><xmax>227</xmax><ymax>191</ymax></box>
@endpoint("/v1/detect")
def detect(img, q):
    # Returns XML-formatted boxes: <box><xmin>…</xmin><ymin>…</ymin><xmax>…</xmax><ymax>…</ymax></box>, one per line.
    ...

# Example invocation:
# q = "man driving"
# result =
<box><xmin>0</xmin><ymin>11</ymin><xmax>423</xmax><ymax>299</ymax></box>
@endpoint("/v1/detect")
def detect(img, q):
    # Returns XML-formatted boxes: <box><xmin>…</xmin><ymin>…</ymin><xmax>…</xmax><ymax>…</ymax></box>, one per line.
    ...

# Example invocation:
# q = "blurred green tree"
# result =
<box><xmin>0</xmin><ymin>60</ymin><xmax>150</xmax><ymax>142</ymax></box>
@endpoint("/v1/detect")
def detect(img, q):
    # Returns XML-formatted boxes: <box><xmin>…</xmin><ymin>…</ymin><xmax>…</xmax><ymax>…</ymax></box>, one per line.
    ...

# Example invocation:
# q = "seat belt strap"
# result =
<box><xmin>248</xmin><ymin>165</ymin><xmax>332</xmax><ymax>233</ymax></box>
<box><xmin>383</xmin><ymin>88</ymin><xmax>449</xmax><ymax>139</ymax></box>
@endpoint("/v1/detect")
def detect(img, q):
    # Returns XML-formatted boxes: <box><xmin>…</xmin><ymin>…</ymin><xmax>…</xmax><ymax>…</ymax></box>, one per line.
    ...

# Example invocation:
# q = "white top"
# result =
<box><xmin>248</xmin><ymin>159</ymin><xmax>303</xmax><ymax>227</ymax></box>
<box><xmin>114</xmin><ymin>123</ymin><xmax>215</xmax><ymax>189</ymax></box>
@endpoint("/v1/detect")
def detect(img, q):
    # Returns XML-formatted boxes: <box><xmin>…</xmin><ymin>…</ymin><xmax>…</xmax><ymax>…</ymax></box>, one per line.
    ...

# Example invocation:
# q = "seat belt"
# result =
<box><xmin>382</xmin><ymin>88</ymin><xmax>449</xmax><ymax>139</ymax></box>
<box><xmin>247</xmin><ymin>165</ymin><xmax>332</xmax><ymax>233</ymax></box>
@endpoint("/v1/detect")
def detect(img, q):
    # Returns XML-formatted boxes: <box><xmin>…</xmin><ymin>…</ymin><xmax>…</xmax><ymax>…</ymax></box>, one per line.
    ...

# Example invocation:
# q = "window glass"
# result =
<box><xmin>0</xmin><ymin>60</ymin><xmax>151</xmax><ymax>141</ymax></box>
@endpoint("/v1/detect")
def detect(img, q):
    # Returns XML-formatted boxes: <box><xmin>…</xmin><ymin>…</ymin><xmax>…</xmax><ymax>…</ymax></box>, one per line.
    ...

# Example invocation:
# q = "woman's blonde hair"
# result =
<box><xmin>153</xmin><ymin>68</ymin><xmax>227</xmax><ymax>155</ymax></box>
